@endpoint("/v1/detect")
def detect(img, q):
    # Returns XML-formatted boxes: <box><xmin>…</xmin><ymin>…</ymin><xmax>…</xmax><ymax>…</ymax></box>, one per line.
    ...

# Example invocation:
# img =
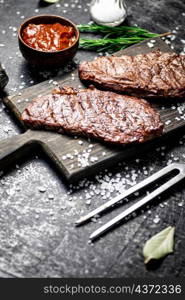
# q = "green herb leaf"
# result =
<box><xmin>79</xmin><ymin>35</ymin><xmax>158</xmax><ymax>53</ymax></box>
<box><xmin>78</xmin><ymin>23</ymin><xmax>171</xmax><ymax>53</ymax></box>
<box><xmin>42</xmin><ymin>0</ymin><xmax>59</xmax><ymax>4</ymax></box>
<box><xmin>143</xmin><ymin>226</ymin><xmax>175</xmax><ymax>264</ymax></box>
<box><xmin>78</xmin><ymin>24</ymin><xmax>157</xmax><ymax>38</ymax></box>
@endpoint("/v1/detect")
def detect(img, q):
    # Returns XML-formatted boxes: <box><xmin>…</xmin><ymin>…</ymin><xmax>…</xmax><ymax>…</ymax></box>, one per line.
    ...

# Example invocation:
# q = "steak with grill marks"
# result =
<box><xmin>21</xmin><ymin>86</ymin><xmax>164</xmax><ymax>145</ymax></box>
<box><xmin>79</xmin><ymin>50</ymin><xmax>185</xmax><ymax>98</ymax></box>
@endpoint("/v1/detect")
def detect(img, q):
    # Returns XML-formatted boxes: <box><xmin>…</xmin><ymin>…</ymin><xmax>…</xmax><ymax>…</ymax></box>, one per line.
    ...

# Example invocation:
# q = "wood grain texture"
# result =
<box><xmin>2</xmin><ymin>37</ymin><xmax>185</xmax><ymax>181</ymax></box>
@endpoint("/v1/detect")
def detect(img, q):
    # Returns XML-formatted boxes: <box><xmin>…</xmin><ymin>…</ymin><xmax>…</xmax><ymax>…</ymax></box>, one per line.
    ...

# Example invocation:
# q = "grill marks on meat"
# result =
<box><xmin>79</xmin><ymin>50</ymin><xmax>185</xmax><ymax>98</ymax></box>
<box><xmin>22</xmin><ymin>86</ymin><xmax>163</xmax><ymax>145</ymax></box>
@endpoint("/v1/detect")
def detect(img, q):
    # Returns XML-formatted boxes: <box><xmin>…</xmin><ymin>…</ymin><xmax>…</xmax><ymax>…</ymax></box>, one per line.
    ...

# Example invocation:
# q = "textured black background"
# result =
<box><xmin>0</xmin><ymin>0</ymin><xmax>185</xmax><ymax>278</ymax></box>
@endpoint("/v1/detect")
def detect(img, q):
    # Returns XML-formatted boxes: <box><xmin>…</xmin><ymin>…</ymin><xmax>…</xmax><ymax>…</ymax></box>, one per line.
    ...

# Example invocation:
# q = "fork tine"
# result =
<box><xmin>89</xmin><ymin>170</ymin><xmax>185</xmax><ymax>241</ymax></box>
<box><xmin>76</xmin><ymin>163</ymin><xmax>179</xmax><ymax>226</ymax></box>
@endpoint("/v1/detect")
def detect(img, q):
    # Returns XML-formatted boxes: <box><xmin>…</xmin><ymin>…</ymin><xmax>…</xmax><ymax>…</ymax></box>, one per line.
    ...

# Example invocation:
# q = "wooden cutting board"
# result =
<box><xmin>1</xmin><ymin>37</ymin><xmax>185</xmax><ymax>181</ymax></box>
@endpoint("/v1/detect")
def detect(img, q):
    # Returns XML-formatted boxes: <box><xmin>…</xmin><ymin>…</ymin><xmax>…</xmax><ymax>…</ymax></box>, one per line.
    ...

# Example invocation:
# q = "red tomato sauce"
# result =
<box><xmin>22</xmin><ymin>23</ymin><xmax>76</xmax><ymax>52</ymax></box>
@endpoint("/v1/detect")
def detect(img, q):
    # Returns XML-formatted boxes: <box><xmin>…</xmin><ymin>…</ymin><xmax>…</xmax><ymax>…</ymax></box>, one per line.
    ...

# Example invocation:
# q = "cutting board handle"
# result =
<box><xmin>41</xmin><ymin>139</ymin><xmax>70</xmax><ymax>179</ymax></box>
<box><xmin>0</xmin><ymin>130</ymin><xmax>36</xmax><ymax>168</ymax></box>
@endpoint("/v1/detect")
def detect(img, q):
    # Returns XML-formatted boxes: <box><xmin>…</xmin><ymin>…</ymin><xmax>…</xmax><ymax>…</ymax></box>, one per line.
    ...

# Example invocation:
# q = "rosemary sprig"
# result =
<box><xmin>78</xmin><ymin>24</ymin><xmax>158</xmax><ymax>38</ymax></box>
<box><xmin>79</xmin><ymin>36</ymin><xmax>158</xmax><ymax>53</ymax></box>
<box><xmin>78</xmin><ymin>24</ymin><xmax>171</xmax><ymax>53</ymax></box>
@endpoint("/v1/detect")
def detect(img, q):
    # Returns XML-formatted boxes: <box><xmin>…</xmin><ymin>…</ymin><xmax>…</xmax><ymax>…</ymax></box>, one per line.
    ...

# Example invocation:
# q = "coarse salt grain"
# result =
<box><xmin>38</xmin><ymin>186</ymin><xmax>46</xmax><ymax>193</ymax></box>
<box><xmin>147</xmin><ymin>42</ymin><xmax>154</xmax><ymax>48</ymax></box>
<box><xmin>153</xmin><ymin>215</ymin><xmax>160</xmax><ymax>224</ymax></box>
<box><xmin>90</xmin><ymin>156</ymin><xmax>98</xmax><ymax>163</ymax></box>
<box><xmin>165</xmin><ymin>120</ymin><xmax>172</xmax><ymax>125</ymax></box>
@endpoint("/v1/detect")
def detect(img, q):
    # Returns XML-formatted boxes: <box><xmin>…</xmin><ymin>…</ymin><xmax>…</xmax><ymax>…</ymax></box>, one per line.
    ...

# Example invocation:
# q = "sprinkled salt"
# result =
<box><xmin>165</xmin><ymin>120</ymin><xmax>172</xmax><ymax>125</ymax></box>
<box><xmin>90</xmin><ymin>156</ymin><xmax>98</xmax><ymax>163</ymax></box>
<box><xmin>165</xmin><ymin>39</ymin><xmax>171</xmax><ymax>45</ymax></box>
<box><xmin>173</xmin><ymin>157</ymin><xmax>179</xmax><ymax>161</ymax></box>
<box><xmin>77</xmin><ymin>151</ymin><xmax>90</xmax><ymax>167</ymax></box>
<box><xmin>170</xmin><ymin>35</ymin><xmax>176</xmax><ymax>41</ymax></box>
<box><xmin>153</xmin><ymin>215</ymin><xmax>160</xmax><ymax>224</ymax></box>
<box><xmin>38</xmin><ymin>186</ymin><xmax>46</xmax><ymax>193</ymax></box>
<box><xmin>147</xmin><ymin>42</ymin><xmax>154</xmax><ymax>48</ymax></box>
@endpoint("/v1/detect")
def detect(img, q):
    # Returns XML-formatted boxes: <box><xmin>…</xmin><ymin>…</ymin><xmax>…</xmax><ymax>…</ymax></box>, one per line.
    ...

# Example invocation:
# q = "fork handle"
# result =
<box><xmin>90</xmin><ymin>172</ymin><xmax>185</xmax><ymax>240</ymax></box>
<box><xmin>76</xmin><ymin>163</ymin><xmax>182</xmax><ymax>226</ymax></box>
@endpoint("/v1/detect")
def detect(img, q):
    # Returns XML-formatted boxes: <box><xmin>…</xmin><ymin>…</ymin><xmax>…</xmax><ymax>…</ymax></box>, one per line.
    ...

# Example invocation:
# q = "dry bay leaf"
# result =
<box><xmin>143</xmin><ymin>226</ymin><xmax>175</xmax><ymax>264</ymax></box>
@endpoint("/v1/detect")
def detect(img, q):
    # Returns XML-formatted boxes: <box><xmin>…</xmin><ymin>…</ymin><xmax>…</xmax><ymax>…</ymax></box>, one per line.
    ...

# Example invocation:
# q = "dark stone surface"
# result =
<box><xmin>0</xmin><ymin>0</ymin><xmax>185</xmax><ymax>278</ymax></box>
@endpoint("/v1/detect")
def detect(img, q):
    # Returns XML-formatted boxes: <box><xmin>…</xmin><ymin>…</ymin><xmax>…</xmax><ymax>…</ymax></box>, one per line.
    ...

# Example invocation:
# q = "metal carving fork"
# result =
<box><xmin>75</xmin><ymin>163</ymin><xmax>185</xmax><ymax>241</ymax></box>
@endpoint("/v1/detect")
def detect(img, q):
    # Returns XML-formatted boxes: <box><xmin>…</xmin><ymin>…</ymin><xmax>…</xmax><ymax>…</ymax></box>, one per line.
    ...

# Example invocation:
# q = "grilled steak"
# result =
<box><xmin>79</xmin><ymin>50</ymin><xmax>185</xmax><ymax>98</ymax></box>
<box><xmin>22</xmin><ymin>86</ymin><xmax>163</xmax><ymax>145</ymax></box>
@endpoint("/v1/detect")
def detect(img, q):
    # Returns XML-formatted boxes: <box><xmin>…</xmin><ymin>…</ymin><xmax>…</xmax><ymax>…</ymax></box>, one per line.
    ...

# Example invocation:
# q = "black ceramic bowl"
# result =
<box><xmin>18</xmin><ymin>14</ymin><xmax>79</xmax><ymax>68</ymax></box>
